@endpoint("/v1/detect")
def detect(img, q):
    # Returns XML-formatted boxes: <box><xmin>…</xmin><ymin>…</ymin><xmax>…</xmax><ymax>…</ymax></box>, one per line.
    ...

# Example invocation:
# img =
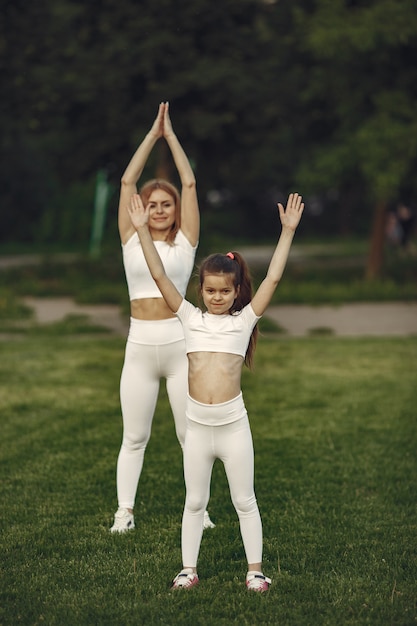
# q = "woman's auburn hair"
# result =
<box><xmin>139</xmin><ymin>179</ymin><xmax>181</xmax><ymax>244</ymax></box>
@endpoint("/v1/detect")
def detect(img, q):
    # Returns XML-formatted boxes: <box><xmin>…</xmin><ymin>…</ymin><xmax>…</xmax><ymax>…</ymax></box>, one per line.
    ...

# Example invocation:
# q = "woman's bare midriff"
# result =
<box><xmin>130</xmin><ymin>297</ymin><xmax>176</xmax><ymax>320</ymax></box>
<box><xmin>187</xmin><ymin>352</ymin><xmax>244</xmax><ymax>404</ymax></box>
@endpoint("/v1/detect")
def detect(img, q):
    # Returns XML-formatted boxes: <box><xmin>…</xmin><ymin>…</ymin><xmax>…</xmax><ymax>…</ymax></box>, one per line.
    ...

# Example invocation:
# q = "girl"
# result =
<box><xmin>127</xmin><ymin>190</ymin><xmax>304</xmax><ymax>591</ymax></box>
<box><xmin>112</xmin><ymin>103</ymin><xmax>215</xmax><ymax>532</ymax></box>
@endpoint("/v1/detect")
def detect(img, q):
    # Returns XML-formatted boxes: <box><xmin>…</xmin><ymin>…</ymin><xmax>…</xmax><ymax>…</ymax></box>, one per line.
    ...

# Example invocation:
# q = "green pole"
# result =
<box><xmin>90</xmin><ymin>170</ymin><xmax>110</xmax><ymax>258</ymax></box>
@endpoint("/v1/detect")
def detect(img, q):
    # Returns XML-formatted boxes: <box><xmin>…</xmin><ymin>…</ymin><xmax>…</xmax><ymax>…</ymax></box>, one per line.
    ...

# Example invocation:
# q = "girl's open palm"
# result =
<box><xmin>278</xmin><ymin>193</ymin><xmax>304</xmax><ymax>231</ymax></box>
<box><xmin>127</xmin><ymin>194</ymin><xmax>149</xmax><ymax>230</ymax></box>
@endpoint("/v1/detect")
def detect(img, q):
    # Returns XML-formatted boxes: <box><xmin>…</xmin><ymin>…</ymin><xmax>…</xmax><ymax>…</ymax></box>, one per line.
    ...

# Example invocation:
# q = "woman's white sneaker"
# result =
<box><xmin>203</xmin><ymin>510</ymin><xmax>216</xmax><ymax>529</ymax></box>
<box><xmin>110</xmin><ymin>508</ymin><xmax>135</xmax><ymax>533</ymax></box>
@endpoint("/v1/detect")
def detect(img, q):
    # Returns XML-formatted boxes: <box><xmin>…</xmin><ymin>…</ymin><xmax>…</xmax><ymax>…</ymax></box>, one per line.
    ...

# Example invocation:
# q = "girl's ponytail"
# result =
<box><xmin>229</xmin><ymin>252</ymin><xmax>258</xmax><ymax>368</ymax></box>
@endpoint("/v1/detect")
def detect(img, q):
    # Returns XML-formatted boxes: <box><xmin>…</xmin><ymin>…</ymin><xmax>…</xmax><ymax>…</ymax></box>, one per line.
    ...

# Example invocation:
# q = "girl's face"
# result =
<box><xmin>146</xmin><ymin>189</ymin><xmax>176</xmax><ymax>238</ymax></box>
<box><xmin>201</xmin><ymin>273</ymin><xmax>239</xmax><ymax>315</ymax></box>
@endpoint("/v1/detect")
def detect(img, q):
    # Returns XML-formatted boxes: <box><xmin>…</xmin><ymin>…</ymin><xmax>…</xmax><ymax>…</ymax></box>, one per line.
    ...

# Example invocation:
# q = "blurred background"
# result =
<box><xmin>1</xmin><ymin>0</ymin><xmax>416</xmax><ymax>296</ymax></box>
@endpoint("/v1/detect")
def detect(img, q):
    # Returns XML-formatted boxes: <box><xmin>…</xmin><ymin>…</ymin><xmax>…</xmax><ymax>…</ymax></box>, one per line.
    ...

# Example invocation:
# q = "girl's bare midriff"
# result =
<box><xmin>187</xmin><ymin>352</ymin><xmax>244</xmax><ymax>404</ymax></box>
<box><xmin>131</xmin><ymin>297</ymin><xmax>176</xmax><ymax>320</ymax></box>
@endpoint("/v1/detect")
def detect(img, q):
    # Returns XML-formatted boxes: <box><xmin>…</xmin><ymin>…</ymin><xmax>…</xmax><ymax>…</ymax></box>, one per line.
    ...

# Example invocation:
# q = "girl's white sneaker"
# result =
<box><xmin>246</xmin><ymin>571</ymin><xmax>271</xmax><ymax>592</ymax></box>
<box><xmin>171</xmin><ymin>568</ymin><xmax>199</xmax><ymax>589</ymax></box>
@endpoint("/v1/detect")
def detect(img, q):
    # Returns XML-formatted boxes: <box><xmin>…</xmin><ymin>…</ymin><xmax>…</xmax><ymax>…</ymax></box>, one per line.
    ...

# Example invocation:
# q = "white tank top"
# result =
<box><xmin>176</xmin><ymin>299</ymin><xmax>260</xmax><ymax>357</ymax></box>
<box><xmin>122</xmin><ymin>230</ymin><xmax>197</xmax><ymax>301</ymax></box>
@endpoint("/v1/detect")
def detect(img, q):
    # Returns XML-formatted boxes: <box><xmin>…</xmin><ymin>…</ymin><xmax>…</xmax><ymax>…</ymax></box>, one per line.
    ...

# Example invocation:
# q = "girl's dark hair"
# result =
<box><xmin>198</xmin><ymin>252</ymin><xmax>258</xmax><ymax>368</ymax></box>
<box><xmin>139</xmin><ymin>179</ymin><xmax>181</xmax><ymax>244</ymax></box>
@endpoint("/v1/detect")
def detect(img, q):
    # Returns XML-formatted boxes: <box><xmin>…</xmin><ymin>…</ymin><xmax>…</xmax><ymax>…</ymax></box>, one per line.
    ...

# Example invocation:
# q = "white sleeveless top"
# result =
<box><xmin>122</xmin><ymin>230</ymin><xmax>197</xmax><ymax>301</ymax></box>
<box><xmin>176</xmin><ymin>300</ymin><xmax>260</xmax><ymax>357</ymax></box>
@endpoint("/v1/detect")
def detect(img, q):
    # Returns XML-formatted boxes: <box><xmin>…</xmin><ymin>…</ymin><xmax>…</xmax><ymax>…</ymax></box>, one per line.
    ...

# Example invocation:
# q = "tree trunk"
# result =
<box><xmin>365</xmin><ymin>200</ymin><xmax>387</xmax><ymax>280</ymax></box>
<box><xmin>338</xmin><ymin>186</ymin><xmax>356</xmax><ymax>236</ymax></box>
<box><xmin>155</xmin><ymin>141</ymin><xmax>173</xmax><ymax>181</ymax></box>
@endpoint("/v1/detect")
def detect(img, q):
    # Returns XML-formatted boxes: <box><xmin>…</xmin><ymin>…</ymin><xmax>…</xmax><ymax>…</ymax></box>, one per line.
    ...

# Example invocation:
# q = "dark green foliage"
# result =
<box><xmin>1</xmin><ymin>0</ymin><xmax>417</xmax><ymax>246</ymax></box>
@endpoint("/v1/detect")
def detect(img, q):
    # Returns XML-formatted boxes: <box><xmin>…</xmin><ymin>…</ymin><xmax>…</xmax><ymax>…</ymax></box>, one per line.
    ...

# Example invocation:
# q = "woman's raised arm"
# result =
<box><xmin>163</xmin><ymin>103</ymin><xmax>199</xmax><ymax>247</ymax></box>
<box><xmin>118</xmin><ymin>103</ymin><xmax>165</xmax><ymax>244</ymax></box>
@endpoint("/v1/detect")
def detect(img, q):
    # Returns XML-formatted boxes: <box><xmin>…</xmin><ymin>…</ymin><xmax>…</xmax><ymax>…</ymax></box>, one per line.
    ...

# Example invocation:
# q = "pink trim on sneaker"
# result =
<box><xmin>246</xmin><ymin>571</ymin><xmax>271</xmax><ymax>592</ymax></box>
<box><xmin>171</xmin><ymin>569</ymin><xmax>199</xmax><ymax>590</ymax></box>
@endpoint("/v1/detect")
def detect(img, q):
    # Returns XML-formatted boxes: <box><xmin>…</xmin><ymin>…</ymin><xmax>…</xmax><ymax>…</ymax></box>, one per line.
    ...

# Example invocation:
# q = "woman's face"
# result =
<box><xmin>146</xmin><ymin>189</ymin><xmax>176</xmax><ymax>237</ymax></box>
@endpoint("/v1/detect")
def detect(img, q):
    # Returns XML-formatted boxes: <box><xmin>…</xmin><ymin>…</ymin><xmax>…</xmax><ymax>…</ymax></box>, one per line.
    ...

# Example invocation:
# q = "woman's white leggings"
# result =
<box><xmin>116</xmin><ymin>317</ymin><xmax>188</xmax><ymax>510</ymax></box>
<box><xmin>182</xmin><ymin>396</ymin><xmax>263</xmax><ymax>567</ymax></box>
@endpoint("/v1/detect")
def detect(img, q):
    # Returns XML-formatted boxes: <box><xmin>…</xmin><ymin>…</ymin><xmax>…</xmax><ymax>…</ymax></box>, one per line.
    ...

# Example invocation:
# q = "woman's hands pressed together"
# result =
<box><xmin>162</xmin><ymin>102</ymin><xmax>175</xmax><ymax>139</ymax></box>
<box><xmin>148</xmin><ymin>102</ymin><xmax>175</xmax><ymax>141</ymax></box>
<box><xmin>148</xmin><ymin>103</ymin><xmax>165</xmax><ymax>140</ymax></box>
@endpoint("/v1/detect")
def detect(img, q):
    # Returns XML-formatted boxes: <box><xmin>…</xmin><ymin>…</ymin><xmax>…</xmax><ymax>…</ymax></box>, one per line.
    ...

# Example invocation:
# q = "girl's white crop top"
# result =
<box><xmin>122</xmin><ymin>230</ymin><xmax>197</xmax><ymax>301</ymax></box>
<box><xmin>176</xmin><ymin>299</ymin><xmax>260</xmax><ymax>358</ymax></box>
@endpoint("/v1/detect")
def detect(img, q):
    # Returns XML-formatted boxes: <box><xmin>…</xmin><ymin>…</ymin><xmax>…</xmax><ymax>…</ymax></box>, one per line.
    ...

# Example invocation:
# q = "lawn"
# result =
<box><xmin>1</xmin><ymin>331</ymin><xmax>416</xmax><ymax>625</ymax></box>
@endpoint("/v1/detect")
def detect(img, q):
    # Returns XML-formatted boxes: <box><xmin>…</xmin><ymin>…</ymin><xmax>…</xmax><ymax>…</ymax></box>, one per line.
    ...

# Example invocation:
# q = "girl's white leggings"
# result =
<box><xmin>182</xmin><ymin>399</ymin><xmax>263</xmax><ymax>567</ymax></box>
<box><xmin>117</xmin><ymin>317</ymin><xmax>188</xmax><ymax>510</ymax></box>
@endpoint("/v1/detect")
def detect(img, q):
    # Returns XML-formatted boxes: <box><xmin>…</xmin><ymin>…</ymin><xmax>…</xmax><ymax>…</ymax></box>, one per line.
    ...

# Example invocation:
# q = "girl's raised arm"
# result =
<box><xmin>251</xmin><ymin>193</ymin><xmax>304</xmax><ymax>317</ymax></box>
<box><xmin>127</xmin><ymin>194</ymin><xmax>184</xmax><ymax>313</ymax></box>
<box><xmin>118</xmin><ymin>104</ymin><xmax>165</xmax><ymax>244</ymax></box>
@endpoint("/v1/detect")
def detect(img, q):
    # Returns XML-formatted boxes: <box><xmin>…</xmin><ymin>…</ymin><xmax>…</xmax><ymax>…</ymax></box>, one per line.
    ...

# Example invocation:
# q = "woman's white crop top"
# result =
<box><xmin>176</xmin><ymin>300</ymin><xmax>260</xmax><ymax>358</ymax></box>
<box><xmin>122</xmin><ymin>230</ymin><xmax>197</xmax><ymax>301</ymax></box>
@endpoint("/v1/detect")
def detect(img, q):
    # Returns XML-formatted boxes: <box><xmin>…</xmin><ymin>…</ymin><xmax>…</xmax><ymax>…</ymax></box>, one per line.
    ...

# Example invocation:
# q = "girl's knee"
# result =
<box><xmin>233</xmin><ymin>494</ymin><xmax>258</xmax><ymax>516</ymax></box>
<box><xmin>185</xmin><ymin>495</ymin><xmax>208</xmax><ymax>515</ymax></box>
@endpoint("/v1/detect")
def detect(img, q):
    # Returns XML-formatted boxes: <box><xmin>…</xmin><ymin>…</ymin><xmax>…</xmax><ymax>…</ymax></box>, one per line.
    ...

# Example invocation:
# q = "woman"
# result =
<box><xmin>111</xmin><ymin>102</ymin><xmax>215</xmax><ymax>532</ymax></box>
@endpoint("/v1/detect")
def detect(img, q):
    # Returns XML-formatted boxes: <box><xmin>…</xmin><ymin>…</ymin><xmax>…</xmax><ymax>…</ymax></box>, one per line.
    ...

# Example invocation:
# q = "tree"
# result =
<box><xmin>292</xmin><ymin>0</ymin><xmax>417</xmax><ymax>277</ymax></box>
<box><xmin>1</xmin><ymin>0</ymin><xmax>416</xmax><ymax>254</ymax></box>
<box><xmin>1</xmin><ymin>0</ymin><xmax>295</xmax><ymax>241</ymax></box>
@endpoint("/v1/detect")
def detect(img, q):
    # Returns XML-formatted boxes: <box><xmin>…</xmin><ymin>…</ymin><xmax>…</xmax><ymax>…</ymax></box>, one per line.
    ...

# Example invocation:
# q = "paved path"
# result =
<box><xmin>23</xmin><ymin>297</ymin><xmax>128</xmax><ymax>335</ymax></box>
<box><xmin>266</xmin><ymin>302</ymin><xmax>417</xmax><ymax>337</ymax></box>
<box><xmin>22</xmin><ymin>297</ymin><xmax>417</xmax><ymax>338</ymax></box>
<box><xmin>3</xmin><ymin>253</ymin><xmax>416</xmax><ymax>337</ymax></box>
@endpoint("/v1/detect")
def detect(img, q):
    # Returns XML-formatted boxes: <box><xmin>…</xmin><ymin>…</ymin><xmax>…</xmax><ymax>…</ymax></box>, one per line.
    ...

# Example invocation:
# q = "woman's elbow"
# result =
<box><xmin>183</xmin><ymin>178</ymin><xmax>196</xmax><ymax>190</ymax></box>
<box><xmin>120</xmin><ymin>174</ymin><xmax>136</xmax><ymax>188</ymax></box>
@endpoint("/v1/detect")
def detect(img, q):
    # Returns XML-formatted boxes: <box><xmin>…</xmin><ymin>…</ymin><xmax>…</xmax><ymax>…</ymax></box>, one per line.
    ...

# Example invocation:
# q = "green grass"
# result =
<box><xmin>1</xmin><ymin>331</ymin><xmax>416</xmax><ymax>625</ymax></box>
